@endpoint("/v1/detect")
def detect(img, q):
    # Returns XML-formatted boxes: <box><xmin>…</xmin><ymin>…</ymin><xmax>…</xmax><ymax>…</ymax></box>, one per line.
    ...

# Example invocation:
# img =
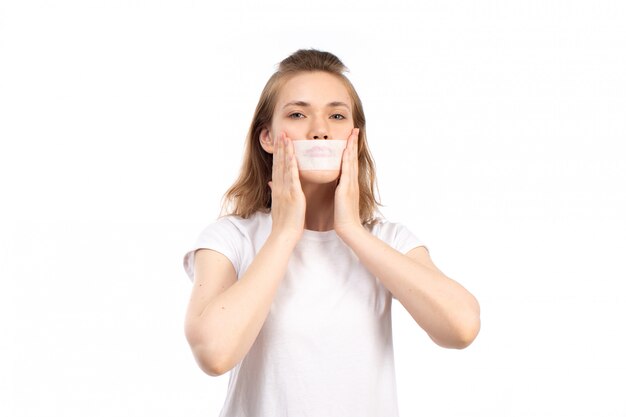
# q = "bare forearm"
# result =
<box><xmin>191</xmin><ymin>232</ymin><xmax>298</xmax><ymax>374</ymax></box>
<box><xmin>339</xmin><ymin>226</ymin><xmax>480</xmax><ymax>348</ymax></box>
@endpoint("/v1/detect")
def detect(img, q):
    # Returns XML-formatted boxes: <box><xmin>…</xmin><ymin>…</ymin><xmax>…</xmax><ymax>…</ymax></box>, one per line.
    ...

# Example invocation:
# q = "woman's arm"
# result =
<box><xmin>334</xmin><ymin>131</ymin><xmax>479</xmax><ymax>348</ymax></box>
<box><xmin>185</xmin><ymin>232</ymin><xmax>299</xmax><ymax>376</ymax></box>
<box><xmin>338</xmin><ymin>227</ymin><xmax>480</xmax><ymax>349</ymax></box>
<box><xmin>185</xmin><ymin>133</ymin><xmax>306</xmax><ymax>376</ymax></box>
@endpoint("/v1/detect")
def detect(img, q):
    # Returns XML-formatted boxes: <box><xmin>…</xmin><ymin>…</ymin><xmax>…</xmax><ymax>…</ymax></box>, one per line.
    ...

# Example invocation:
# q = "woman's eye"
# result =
<box><xmin>289</xmin><ymin>112</ymin><xmax>305</xmax><ymax>119</ymax></box>
<box><xmin>330</xmin><ymin>114</ymin><xmax>346</xmax><ymax>120</ymax></box>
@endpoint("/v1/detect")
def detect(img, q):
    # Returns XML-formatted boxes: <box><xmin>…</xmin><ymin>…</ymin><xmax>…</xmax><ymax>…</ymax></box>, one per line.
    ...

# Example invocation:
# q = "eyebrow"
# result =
<box><xmin>282</xmin><ymin>100</ymin><xmax>351</xmax><ymax>110</ymax></box>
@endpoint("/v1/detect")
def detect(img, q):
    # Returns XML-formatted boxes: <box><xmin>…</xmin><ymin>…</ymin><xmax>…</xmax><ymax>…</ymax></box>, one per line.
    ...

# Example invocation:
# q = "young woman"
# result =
<box><xmin>182</xmin><ymin>49</ymin><xmax>480</xmax><ymax>417</ymax></box>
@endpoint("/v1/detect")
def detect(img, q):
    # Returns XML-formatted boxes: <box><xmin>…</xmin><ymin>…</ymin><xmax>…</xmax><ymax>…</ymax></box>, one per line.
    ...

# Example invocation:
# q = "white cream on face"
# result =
<box><xmin>292</xmin><ymin>140</ymin><xmax>347</xmax><ymax>170</ymax></box>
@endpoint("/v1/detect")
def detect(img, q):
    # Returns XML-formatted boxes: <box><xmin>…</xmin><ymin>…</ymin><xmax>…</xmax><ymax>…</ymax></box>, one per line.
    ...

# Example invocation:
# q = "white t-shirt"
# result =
<box><xmin>183</xmin><ymin>211</ymin><xmax>427</xmax><ymax>417</ymax></box>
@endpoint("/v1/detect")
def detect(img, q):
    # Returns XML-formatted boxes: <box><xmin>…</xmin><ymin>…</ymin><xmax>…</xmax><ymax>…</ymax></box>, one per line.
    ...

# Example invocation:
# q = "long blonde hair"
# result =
<box><xmin>221</xmin><ymin>49</ymin><xmax>381</xmax><ymax>225</ymax></box>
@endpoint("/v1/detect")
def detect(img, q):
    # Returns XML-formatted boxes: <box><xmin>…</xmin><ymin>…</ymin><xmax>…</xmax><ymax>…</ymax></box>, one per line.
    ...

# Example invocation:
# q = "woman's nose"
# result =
<box><xmin>310</xmin><ymin>119</ymin><xmax>330</xmax><ymax>140</ymax></box>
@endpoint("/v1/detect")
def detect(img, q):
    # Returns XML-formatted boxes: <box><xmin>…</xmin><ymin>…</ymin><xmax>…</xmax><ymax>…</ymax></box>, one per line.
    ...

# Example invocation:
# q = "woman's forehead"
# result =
<box><xmin>276</xmin><ymin>72</ymin><xmax>352</xmax><ymax>107</ymax></box>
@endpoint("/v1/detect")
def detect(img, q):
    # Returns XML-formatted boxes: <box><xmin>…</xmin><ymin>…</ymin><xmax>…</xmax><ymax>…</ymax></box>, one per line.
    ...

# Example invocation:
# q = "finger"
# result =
<box><xmin>349</xmin><ymin>128</ymin><xmax>359</xmax><ymax>160</ymax></box>
<box><xmin>341</xmin><ymin>129</ymin><xmax>359</xmax><ymax>186</ymax></box>
<box><xmin>273</xmin><ymin>132</ymin><xmax>285</xmax><ymax>186</ymax></box>
<box><xmin>350</xmin><ymin>128</ymin><xmax>359</xmax><ymax>175</ymax></box>
<box><xmin>346</xmin><ymin>128</ymin><xmax>358</xmax><ymax>155</ymax></box>
<box><xmin>273</xmin><ymin>130</ymin><xmax>280</xmax><ymax>147</ymax></box>
<box><xmin>272</xmin><ymin>133</ymin><xmax>280</xmax><ymax>171</ymax></box>
<box><xmin>281</xmin><ymin>132</ymin><xmax>290</xmax><ymax>184</ymax></box>
<box><xmin>350</xmin><ymin>127</ymin><xmax>359</xmax><ymax>140</ymax></box>
<box><xmin>341</xmin><ymin>132</ymin><xmax>353</xmax><ymax>171</ymax></box>
<box><xmin>284</xmin><ymin>136</ymin><xmax>301</xmax><ymax>187</ymax></box>
<box><xmin>282</xmin><ymin>135</ymin><xmax>297</xmax><ymax>185</ymax></box>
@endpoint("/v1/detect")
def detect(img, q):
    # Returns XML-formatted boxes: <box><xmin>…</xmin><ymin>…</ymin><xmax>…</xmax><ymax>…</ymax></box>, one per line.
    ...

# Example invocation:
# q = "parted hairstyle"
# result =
<box><xmin>221</xmin><ymin>49</ymin><xmax>382</xmax><ymax>225</ymax></box>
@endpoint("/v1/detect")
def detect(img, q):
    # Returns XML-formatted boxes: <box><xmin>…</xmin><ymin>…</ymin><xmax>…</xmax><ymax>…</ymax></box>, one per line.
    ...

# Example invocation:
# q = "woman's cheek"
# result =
<box><xmin>272</xmin><ymin>123</ymin><xmax>302</xmax><ymax>141</ymax></box>
<box><xmin>335</xmin><ymin>127</ymin><xmax>354</xmax><ymax>141</ymax></box>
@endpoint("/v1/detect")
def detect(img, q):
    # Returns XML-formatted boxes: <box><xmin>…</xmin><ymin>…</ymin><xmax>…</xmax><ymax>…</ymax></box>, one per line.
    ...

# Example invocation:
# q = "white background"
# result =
<box><xmin>1</xmin><ymin>1</ymin><xmax>625</xmax><ymax>416</ymax></box>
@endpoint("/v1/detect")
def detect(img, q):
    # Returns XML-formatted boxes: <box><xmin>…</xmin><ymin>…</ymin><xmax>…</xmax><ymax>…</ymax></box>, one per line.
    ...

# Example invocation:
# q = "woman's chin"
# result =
<box><xmin>299</xmin><ymin>169</ymin><xmax>340</xmax><ymax>184</ymax></box>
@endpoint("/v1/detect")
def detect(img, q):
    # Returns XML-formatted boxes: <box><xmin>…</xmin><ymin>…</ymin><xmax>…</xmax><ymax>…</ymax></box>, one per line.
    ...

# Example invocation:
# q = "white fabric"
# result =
<box><xmin>183</xmin><ymin>211</ymin><xmax>427</xmax><ymax>417</ymax></box>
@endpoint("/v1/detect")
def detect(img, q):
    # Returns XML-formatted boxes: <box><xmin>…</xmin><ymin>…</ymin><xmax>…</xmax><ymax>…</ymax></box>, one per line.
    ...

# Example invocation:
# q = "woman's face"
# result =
<box><xmin>260</xmin><ymin>71</ymin><xmax>355</xmax><ymax>184</ymax></box>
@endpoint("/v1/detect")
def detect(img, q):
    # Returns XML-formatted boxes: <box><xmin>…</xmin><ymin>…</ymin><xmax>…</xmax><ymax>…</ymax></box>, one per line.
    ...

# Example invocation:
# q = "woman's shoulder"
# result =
<box><xmin>203</xmin><ymin>210</ymin><xmax>272</xmax><ymax>241</ymax></box>
<box><xmin>183</xmin><ymin>211</ymin><xmax>271</xmax><ymax>280</ymax></box>
<box><xmin>216</xmin><ymin>210</ymin><xmax>271</xmax><ymax>230</ymax></box>
<box><xmin>366</xmin><ymin>213</ymin><xmax>425</xmax><ymax>250</ymax></box>
<box><xmin>365</xmin><ymin>213</ymin><xmax>403</xmax><ymax>234</ymax></box>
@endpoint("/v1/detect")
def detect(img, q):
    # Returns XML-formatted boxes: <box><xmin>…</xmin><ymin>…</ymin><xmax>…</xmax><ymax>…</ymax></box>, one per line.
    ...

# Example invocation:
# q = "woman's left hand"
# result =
<box><xmin>334</xmin><ymin>128</ymin><xmax>363</xmax><ymax>239</ymax></box>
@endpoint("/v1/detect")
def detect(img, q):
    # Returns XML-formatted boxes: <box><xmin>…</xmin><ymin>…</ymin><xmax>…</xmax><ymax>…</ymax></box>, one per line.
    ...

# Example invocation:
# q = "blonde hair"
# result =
<box><xmin>221</xmin><ymin>49</ymin><xmax>381</xmax><ymax>225</ymax></box>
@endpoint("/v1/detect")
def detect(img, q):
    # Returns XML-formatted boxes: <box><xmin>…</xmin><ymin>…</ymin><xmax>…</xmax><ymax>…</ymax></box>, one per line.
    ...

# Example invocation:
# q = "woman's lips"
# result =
<box><xmin>303</xmin><ymin>146</ymin><xmax>333</xmax><ymax>157</ymax></box>
<box><xmin>293</xmin><ymin>140</ymin><xmax>346</xmax><ymax>170</ymax></box>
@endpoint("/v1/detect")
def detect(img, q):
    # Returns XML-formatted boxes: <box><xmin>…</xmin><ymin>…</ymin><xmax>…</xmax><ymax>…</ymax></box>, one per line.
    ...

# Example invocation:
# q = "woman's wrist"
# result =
<box><xmin>335</xmin><ymin>222</ymin><xmax>368</xmax><ymax>245</ymax></box>
<box><xmin>268</xmin><ymin>228</ymin><xmax>302</xmax><ymax>249</ymax></box>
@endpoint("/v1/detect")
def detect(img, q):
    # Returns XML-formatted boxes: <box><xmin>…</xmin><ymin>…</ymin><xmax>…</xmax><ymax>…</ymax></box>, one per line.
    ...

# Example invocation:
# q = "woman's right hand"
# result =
<box><xmin>268</xmin><ymin>132</ymin><xmax>306</xmax><ymax>241</ymax></box>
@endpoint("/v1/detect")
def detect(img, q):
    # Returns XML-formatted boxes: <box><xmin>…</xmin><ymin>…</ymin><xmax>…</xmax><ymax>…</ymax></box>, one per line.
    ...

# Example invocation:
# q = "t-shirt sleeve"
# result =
<box><xmin>373</xmin><ymin>220</ymin><xmax>428</xmax><ymax>300</ymax></box>
<box><xmin>391</xmin><ymin>222</ymin><xmax>429</xmax><ymax>255</ymax></box>
<box><xmin>182</xmin><ymin>218</ymin><xmax>244</xmax><ymax>282</ymax></box>
<box><xmin>372</xmin><ymin>220</ymin><xmax>428</xmax><ymax>255</ymax></box>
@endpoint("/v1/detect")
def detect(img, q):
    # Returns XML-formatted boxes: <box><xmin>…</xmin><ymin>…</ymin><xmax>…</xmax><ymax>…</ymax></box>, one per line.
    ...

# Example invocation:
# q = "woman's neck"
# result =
<box><xmin>300</xmin><ymin>181</ymin><xmax>336</xmax><ymax>231</ymax></box>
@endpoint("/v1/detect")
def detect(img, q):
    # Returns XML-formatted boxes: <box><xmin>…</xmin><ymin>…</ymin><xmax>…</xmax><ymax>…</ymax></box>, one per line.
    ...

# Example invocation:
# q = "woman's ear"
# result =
<box><xmin>259</xmin><ymin>128</ymin><xmax>274</xmax><ymax>154</ymax></box>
